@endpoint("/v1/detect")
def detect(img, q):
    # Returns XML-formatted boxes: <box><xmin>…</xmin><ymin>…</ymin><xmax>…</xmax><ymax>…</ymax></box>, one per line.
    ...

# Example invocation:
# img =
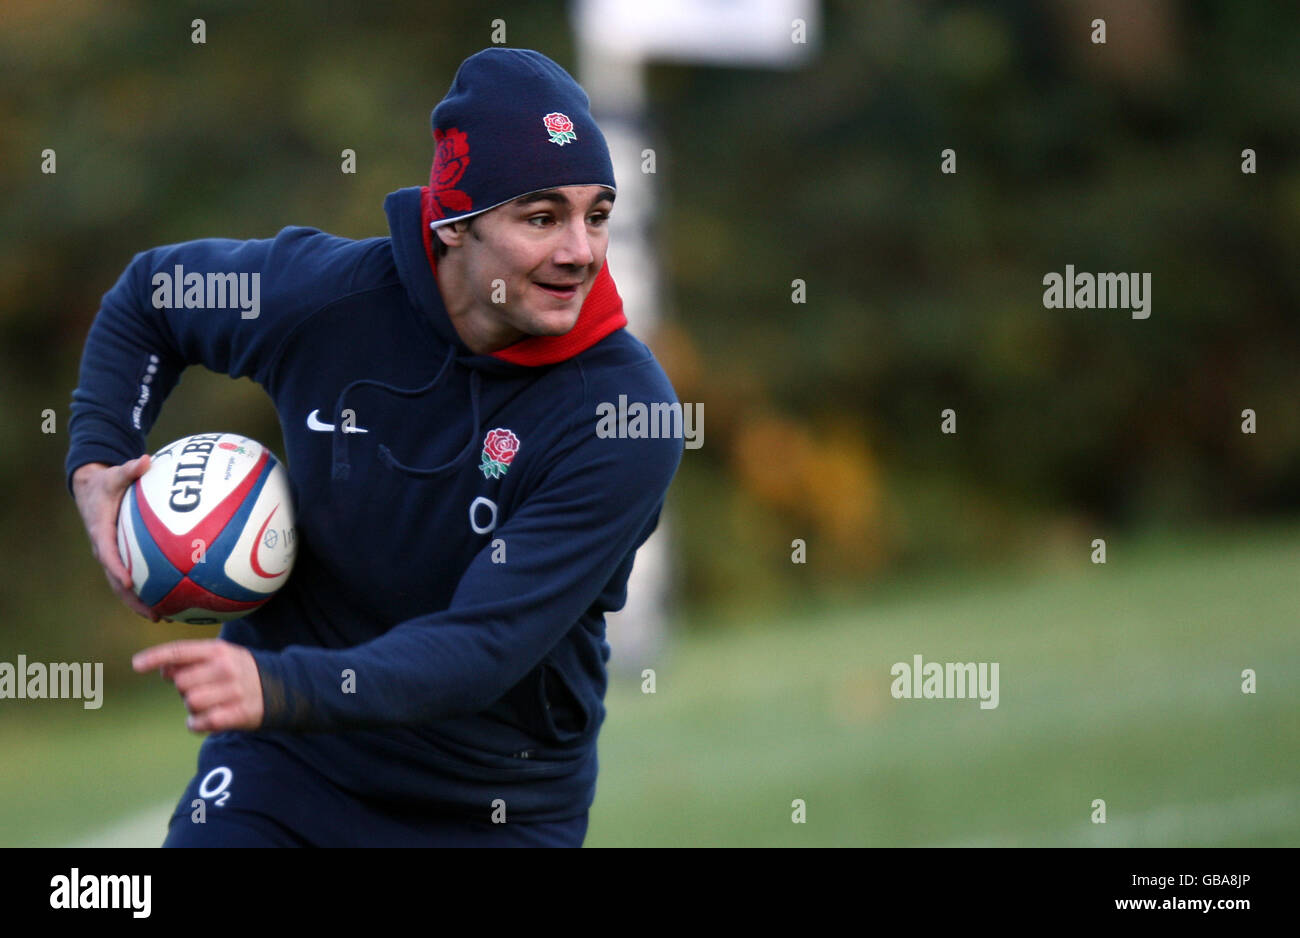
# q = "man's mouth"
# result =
<box><xmin>534</xmin><ymin>281</ymin><xmax>581</xmax><ymax>299</ymax></box>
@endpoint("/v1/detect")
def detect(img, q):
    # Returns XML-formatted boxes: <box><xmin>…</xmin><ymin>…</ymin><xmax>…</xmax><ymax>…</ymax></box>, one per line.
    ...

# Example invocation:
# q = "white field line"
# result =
<box><xmin>935</xmin><ymin>788</ymin><xmax>1300</xmax><ymax>847</ymax></box>
<box><xmin>69</xmin><ymin>787</ymin><xmax>1299</xmax><ymax>848</ymax></box>
<box><xmin>63</xmin><ymin>800</ymin><xmax>174</xmax><ymax>848</ymax></box>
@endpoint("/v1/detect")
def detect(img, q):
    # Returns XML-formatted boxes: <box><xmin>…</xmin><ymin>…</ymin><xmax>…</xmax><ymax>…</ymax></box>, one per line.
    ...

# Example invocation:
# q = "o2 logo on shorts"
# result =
<box><xmin>199</xmin><ymin>766</ymin><xmax>233</xmax><ymax>807</ymax></box>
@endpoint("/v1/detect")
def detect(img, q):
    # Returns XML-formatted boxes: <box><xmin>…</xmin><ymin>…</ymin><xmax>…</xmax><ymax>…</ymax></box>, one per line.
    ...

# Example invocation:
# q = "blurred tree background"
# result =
<box><xmin>1</xmin><ymin>0</ymin><xmax>1298</xmax><ymax>676</ymax></box>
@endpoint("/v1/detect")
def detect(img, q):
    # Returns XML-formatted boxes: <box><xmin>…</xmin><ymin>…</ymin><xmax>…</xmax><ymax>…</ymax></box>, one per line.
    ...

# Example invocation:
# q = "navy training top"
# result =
<box><xmin>65</xmin><ymin>186</ymin><xmax>684</xmax><ymax>822</ymax></box>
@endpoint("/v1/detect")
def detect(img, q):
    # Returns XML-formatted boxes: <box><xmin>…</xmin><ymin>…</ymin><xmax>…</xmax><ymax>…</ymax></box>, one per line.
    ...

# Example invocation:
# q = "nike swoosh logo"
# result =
<box><xmin>307</xmin><ymin>409</ymin><xmax>368</xmax><ymax>433</ymax></box>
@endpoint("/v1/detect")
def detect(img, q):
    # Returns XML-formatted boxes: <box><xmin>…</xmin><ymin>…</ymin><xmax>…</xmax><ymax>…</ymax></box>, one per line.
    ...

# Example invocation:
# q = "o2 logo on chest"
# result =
<box><xmin>469</xmin><ymin>496</ymin><xmax>498</xmax><ymax>534</ymax></box>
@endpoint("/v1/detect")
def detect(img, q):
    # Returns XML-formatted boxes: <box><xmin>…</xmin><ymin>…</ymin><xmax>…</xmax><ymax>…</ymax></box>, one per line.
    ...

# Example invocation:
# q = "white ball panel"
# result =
<box><xmin>223</xmin><ymin>459</ymin><xmax>298</xmax><ymax>594</ymax></box>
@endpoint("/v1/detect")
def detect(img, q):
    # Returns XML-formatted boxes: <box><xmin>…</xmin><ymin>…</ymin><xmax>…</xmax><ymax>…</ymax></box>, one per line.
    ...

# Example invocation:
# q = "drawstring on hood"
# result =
<box><xmin>329</xmin><ymin>344</ymin><xmax>461</xmax><ymax>481</ymax></box>
<box><xmin>377</xmin><ymin>368</ymin><xmax>482</xmax><ymax>479</ymax></box>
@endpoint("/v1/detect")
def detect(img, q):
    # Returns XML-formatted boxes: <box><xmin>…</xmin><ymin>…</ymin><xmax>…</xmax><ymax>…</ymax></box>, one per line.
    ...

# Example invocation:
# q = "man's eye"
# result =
<box><xmin>588</xmin><ymin>213</ymin><xmax>610</xmax><ymax>226</ymax></box>
<box><xmin>527</xmin><ymin>215</ymin><xmax>554</xmax><ymax>227</ymax></box>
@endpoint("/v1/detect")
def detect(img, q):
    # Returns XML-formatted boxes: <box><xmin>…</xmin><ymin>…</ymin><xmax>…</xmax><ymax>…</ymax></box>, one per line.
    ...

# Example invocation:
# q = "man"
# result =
<box><xmin>66</xmin><ymin>48</ymin><xmax>682</xmax><ymax>847</ymax></box>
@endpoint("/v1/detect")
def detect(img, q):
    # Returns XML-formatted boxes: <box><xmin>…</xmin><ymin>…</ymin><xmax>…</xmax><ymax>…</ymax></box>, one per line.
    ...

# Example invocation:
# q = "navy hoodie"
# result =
<box><xmin>65</xmin><ymin>186</ymin><xmax>683</xmax><ymax>822</ymax></box>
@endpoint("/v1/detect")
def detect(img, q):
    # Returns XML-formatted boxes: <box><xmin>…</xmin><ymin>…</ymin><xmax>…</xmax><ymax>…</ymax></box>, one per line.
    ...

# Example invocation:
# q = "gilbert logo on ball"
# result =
<box><xmin>116</xmin><ymin>432</ymin><xmax>297</xmax><ymax>624</ymax></box>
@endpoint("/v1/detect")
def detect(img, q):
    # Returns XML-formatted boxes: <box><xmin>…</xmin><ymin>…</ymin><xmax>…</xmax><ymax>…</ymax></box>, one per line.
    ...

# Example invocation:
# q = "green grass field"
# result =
<box><xmin>3</xmin><ymin>523</ymin><xmax>1297</xmax><ymax>847</ymax></box>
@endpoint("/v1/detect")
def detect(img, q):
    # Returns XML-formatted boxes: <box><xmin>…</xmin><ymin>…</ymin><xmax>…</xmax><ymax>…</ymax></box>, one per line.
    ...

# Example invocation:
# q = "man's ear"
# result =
<box><xmin>435</xmin><ymin>220</ymin><xmax>470</xmax><ymax>249</ymax></box>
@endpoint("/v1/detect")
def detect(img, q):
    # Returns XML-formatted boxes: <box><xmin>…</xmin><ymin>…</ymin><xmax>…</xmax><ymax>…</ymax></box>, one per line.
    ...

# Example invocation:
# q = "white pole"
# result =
<box><xmin>575</xmin><ymin>40</ymin><xmax>672</xmax><ymax>674</ymax></box>
<box><xmin>572</xmin><ymin>0</ymin><xmax>819</xmax><ymax>673</ymax></box>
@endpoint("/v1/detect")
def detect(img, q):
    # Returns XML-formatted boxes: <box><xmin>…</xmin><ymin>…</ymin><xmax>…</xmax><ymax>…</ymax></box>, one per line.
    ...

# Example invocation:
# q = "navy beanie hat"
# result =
<box><xmin>427</xmin><ymin>48</ymin><xmax>616</xmax><ymax>228</ymax></box>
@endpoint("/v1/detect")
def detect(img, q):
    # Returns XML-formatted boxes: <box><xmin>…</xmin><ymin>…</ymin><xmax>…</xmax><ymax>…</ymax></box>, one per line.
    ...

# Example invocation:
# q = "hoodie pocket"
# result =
<box><xmin>538</xmin><ymin>659</ymin><xmax>592</xmax><ymax>743</ymax></box>
<box><xmin>492</xmin><ymin>653</ymin><xmax>595</xmax><ymax>747</ymax></box>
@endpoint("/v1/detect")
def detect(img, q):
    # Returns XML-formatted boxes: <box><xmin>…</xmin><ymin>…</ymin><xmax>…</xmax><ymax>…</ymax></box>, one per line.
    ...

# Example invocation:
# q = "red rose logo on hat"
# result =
<box><xmin>480</xmin><ymin>428</ymin><xmax>520</xmax><ymax>479</ymax></box>
<box><xmin>542</xmin><ymin>112</ymin><xmax>577</xmax><ymax>146</ymax></box>
<box><xmin>430</xmin><ymin>127</ymin><xmax>473</xmax><ymax>218</ymax></box>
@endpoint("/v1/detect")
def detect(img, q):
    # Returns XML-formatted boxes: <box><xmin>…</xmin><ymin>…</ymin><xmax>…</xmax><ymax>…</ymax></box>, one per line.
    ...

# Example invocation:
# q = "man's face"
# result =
<box><xmin>439</xmin><ymin>185</ymin><xmax>614</xmax><ymax>349</ymax></box>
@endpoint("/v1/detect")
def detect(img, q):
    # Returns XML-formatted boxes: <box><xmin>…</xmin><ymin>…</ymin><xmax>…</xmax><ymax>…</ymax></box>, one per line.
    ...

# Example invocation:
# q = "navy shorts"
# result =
<box><xmin>162</xmin><ymin>733</ymin><xmax>588</xmax><ymax>847</ymax></box>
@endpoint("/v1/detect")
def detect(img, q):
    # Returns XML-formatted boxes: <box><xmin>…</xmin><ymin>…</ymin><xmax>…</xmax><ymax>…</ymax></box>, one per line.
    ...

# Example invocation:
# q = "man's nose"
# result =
<box><xmin>553</xmin><ymin>218</ymin><xmax>595</xmax><ymax>267</ymax></box>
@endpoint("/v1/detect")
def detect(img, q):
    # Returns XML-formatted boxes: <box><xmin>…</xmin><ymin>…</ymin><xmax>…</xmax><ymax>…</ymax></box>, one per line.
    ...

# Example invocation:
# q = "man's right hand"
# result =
<box><xmin>72</xmin><ymin>456</ymin><xmax>160</xmax><ymax>621</ymax></box>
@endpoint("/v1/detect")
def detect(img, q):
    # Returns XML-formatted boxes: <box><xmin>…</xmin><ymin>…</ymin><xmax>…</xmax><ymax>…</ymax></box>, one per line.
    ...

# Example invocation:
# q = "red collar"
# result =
<box><xmin>419</xmin><ymin>186</ymin><xmax>627</xmax><ymax>366</ymax></box>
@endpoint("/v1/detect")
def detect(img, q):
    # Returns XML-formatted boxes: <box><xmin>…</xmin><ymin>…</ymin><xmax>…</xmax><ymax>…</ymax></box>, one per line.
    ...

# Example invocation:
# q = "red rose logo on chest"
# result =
<box><xmin>430</xmin><ymin>127</ymin><xmax>473</xmax><ymax>218</ymax></box>
<box><xmin>480</xmin><ymin>428</ymin><xmax>520</xmax><ymax>480</ymax></box>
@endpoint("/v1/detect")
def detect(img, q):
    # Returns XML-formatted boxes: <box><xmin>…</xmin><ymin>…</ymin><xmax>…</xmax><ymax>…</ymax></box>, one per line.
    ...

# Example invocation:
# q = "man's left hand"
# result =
<box><xmin>133</xmin><ymin>639</ymin><xmax>264</xmax><ymax>733</ymax></box>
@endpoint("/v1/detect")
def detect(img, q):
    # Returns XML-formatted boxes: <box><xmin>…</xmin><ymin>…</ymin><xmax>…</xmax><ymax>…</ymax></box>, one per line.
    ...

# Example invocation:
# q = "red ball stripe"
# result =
<box><xmin>134</xmin><ymin>449</ymin><xmax>272</xmax><ymax>574</ymax></box>
<box><xmin>151</xmin><ymin>576</ymin><xmax>266</xmax><ymax>618</ymax></box>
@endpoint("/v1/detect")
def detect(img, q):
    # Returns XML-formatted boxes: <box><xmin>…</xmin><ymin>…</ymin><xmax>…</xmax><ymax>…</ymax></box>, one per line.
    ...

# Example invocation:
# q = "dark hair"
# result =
<box><xmin>432</xmin><ymin>217</ymin><xmax>477</xmax><ymax>258</ymax></box>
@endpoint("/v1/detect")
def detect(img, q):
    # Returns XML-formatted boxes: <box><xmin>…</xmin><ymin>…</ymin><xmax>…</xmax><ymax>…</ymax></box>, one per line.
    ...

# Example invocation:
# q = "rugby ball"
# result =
<box><xmin>116</xmin><ymin>432</ymin><xmax>297</xmax><ymax>624</ymax></box>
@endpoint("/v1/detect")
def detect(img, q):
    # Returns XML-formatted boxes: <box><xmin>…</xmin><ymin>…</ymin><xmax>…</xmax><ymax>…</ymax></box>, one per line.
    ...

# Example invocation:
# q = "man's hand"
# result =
<box><xmin>72</xmin><ymin>456</ymin><xmax>159</xmax><ymax>621</ymax></box>
<box><xmin>133</xmin><ymin>639</ymin><xmax>265</xmax><ymax>733</ymax></box>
